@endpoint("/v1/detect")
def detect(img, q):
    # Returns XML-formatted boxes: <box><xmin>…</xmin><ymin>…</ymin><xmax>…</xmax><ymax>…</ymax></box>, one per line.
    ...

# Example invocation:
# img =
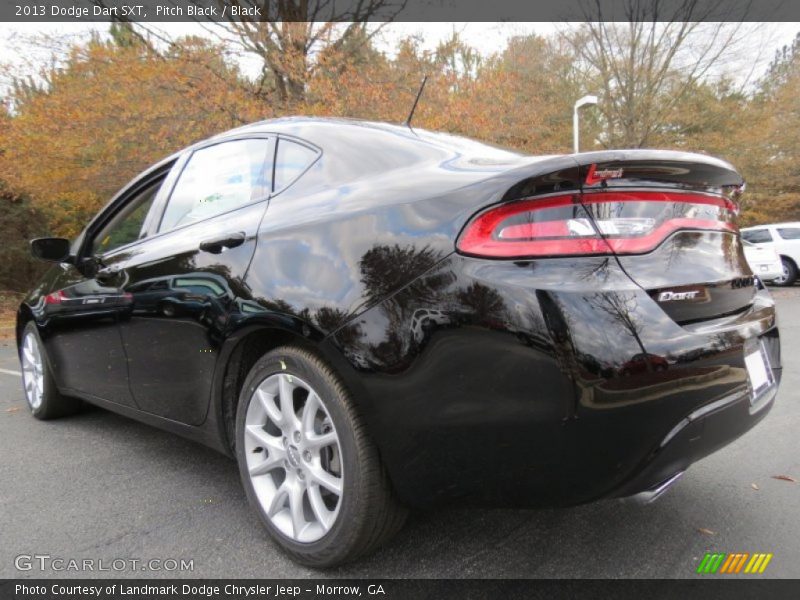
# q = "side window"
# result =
<box><xmin>159</xmin><ymin>139</ymin><xmax>272</xmax><ymax>233</ymax></box>
<box><xmin>777</xmin><ymin>227</ymin><xmax>800</xmax><ymax>240</ymax></box>
<box><xmin>273</xmin><ymin>138</ymin><xmax>318</xmax><ymax>193</ymax></box>
<box><xmin>174</xmin><ymin>277</ymin><xmax>226</xmax><ymax>297</ymax></box>
<box><xmin>742</xmin><ymin>229</ymin><xmax>773</xmax><ymax>244</ymax></box>
<box><xmin>92</xmin><ymin>178</ymin><xmax>161</xmax><ymax>255</ymax></box>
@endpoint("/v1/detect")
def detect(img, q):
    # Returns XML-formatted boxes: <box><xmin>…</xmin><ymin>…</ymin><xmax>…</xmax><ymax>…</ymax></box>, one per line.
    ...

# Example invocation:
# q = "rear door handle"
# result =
<box><xmin>199</xmin><ymin>232</ymin><xmax>246</xmax><ymax>254</ymax></box>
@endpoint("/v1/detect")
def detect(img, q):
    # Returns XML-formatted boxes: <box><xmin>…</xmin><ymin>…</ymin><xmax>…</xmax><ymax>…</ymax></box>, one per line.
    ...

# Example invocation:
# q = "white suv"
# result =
<box><xmin>741</xmin><ymin>222</ymin><xmax>800</xmax><ymax>286</ymax></box>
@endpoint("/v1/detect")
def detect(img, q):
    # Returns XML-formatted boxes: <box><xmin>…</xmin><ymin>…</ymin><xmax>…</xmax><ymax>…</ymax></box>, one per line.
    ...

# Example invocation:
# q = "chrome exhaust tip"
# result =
<box><xmin>624</xmin><ymin>471</ymin><xmax>685</xmax><ymax>506</ymax></box>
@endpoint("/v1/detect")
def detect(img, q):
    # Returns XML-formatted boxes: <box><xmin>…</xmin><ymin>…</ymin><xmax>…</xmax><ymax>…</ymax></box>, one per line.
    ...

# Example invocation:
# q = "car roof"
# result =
<box><xmin>742</xmin><ymin>222</ymin><xmax>800</xmax><ymax>230</ymax></box>
<box><xmin>211</xmin><ymin>116</ymin><xmax>525</xmax><ymax>158</ymax></box>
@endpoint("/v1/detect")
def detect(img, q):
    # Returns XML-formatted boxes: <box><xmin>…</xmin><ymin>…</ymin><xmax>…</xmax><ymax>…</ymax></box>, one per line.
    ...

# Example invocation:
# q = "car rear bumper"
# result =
<box><xmin>330</xmin><ymin>254</ymin><xmax>781</xmax><ymax>508</ymax></box>
<box><xmin>615</xmin><ymin>374</ymin><xmax>779</xmax><ymax>499</ymax></box>
<box><xmin>750</xmin><ymin>262</ymin><xmax>783</xmax><ymax>281</ymax></box>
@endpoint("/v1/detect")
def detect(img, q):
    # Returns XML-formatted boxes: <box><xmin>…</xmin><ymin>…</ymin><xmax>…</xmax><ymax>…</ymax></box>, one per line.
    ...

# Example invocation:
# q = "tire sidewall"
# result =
<box><xmin>235</xmin><ymin>348</ymin><xmax>365</xmax><ymax>561</ymax></box>
<box><xmin>20</xmin><ymin>322</ymin><xmax>53</xmax><ymax>419</ymax></box>
<box><xmin>776</xmin><ymin>258</ymin><xmax>798</xmax><ymax>287</ymax></box>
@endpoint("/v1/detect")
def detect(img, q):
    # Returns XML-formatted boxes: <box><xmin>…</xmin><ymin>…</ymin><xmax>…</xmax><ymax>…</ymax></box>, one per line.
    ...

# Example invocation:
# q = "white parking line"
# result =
<box><xmin>0</xmin><ymin>368</ymin><xmax>21</xmax><ymax>377</ymax></box>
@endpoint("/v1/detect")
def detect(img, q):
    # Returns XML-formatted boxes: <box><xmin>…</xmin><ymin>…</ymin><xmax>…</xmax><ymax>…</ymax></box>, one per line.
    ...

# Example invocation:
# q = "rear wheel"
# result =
<box><xmin>235</xmin><ymin>345</ymin><xmax>406</xmax><ymax>567</ymax></box>
<box><xmin>772</xmin><ymin>257</ymin><xmax>797</xmax><ymax>287</ymax></box>
<box><xmin>19</xmin><ymin>322</ymin><xmax>82</xmax><ymax>420</ymax></box>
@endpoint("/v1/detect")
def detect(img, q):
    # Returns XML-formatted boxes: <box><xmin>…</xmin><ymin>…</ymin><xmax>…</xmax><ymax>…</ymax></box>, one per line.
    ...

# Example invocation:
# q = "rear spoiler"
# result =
<box><xmin>573</xmin><ymin>149</ymin><xmax>744</xmax><ymax>192</ymax></box>
<box><xmin>500</xmin><ymin>149</ymin><xmax>744</xmax><ymax>204</ymax></box>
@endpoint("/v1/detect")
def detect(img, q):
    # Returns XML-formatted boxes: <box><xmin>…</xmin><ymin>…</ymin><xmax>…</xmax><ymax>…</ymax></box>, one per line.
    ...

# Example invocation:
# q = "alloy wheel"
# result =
<box><xmin>243</xmin><ymin>373</ymin><xmax>343</xmax><ymax>543</ymax></box>
<box><xmin>21</xmin><ymin>333</ymin><xmax>44</xmax><ymax>410</ymax></box>
<box><xmin>774</xmin><ymin>263</ymin><xmax>790</xmax><ymax>285</ymax></box>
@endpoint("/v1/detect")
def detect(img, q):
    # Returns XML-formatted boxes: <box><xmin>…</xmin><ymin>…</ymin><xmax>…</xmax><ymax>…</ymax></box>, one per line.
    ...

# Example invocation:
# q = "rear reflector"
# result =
<box><xmin>457</xmin><ymin>191</ymin><xmax>738</xmax><ymax>258</ymax></box>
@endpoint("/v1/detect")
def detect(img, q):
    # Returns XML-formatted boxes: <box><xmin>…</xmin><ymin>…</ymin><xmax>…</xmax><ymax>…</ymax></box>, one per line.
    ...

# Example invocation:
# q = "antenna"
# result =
<box><xmin>404</xmin><ymin>75</ymin><xmax>428</xmax><ymax>129</ymax></box>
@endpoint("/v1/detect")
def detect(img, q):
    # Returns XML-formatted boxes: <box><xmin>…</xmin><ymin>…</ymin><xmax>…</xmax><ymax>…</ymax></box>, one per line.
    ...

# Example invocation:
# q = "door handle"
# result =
<box><xmin>199</xmin><ymin>232</ymin><xmax>246</xmax><ymax>254</ymax></box>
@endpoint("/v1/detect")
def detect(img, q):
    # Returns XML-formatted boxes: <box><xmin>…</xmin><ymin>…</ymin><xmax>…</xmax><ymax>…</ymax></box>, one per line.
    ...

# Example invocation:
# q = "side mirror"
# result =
<box><xmin>30</xmin><ymin>238</ymin><xmax>72</xmax><ymax>263</ymax></box>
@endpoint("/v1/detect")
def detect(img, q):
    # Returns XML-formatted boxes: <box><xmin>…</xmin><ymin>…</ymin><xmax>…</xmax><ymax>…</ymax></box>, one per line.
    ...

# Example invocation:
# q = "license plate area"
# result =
<box><xmin>745</xmin><ymin>339</ymin><xmax>775</xmax><ymax>404</ymax></box>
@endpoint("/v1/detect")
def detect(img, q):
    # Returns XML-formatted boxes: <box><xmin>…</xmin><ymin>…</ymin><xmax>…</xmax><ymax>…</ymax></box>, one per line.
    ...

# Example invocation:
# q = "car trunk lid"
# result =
<box><xmin>574</xmin><ymin>151</ymin><xmax>752</xmax><ymax>324</ymax></box>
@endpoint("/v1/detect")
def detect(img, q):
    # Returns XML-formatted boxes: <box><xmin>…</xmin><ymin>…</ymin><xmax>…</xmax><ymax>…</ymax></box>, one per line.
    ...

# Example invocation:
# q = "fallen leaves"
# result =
<box><xmin>772</xmin><ymin>475</ymin><xmax>797</xmax><ymax>483</ymax></box>
<box><xmin>5</xmin><ymin>407</ymin><xmax>20</xmax><ymax>414</ymax></box>
<box><xmin>751</xmin><ymin>483</ymin><xmax>760</xmax><ymax>490</ymax></box>
<box><xmin>697</xmin><ymin>528</ymin><xmax>716</xmax><ymax>536</ymax></box>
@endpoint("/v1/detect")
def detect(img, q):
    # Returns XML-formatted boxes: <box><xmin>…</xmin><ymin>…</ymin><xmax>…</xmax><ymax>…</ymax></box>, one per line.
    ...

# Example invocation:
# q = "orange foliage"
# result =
<box><xmin>0</xmin><ymin>35</ymin><xmax>263</xmax><ymax>236</ymax></box>
<box><xmin>1</xmin><ymin>27</ymin><xmax>799</xmax><ymax>240</ymax></box>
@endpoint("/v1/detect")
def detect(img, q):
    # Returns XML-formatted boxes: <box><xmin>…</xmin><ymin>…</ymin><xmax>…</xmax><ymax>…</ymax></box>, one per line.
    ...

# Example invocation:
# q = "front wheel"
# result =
<box><xmin>772</xmin><ymin>257</ymin><xmax>797</xmax><ymax>287</ymax></box>
<box><xmin>235</xmin><ymin>345</ymin><xmax>406</xmax><ymax>567</ymax></box>
<box><xmin>19</xmin><ymin>322</ymin><xmax>82</xmax><ymax>420</ymax></box>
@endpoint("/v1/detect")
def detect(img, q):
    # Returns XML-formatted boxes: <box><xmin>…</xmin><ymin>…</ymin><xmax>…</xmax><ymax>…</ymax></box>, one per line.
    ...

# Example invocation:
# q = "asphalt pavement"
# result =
<box><xmin>1</xmin><ymin>288</ymin><xmax>799</xmax><ymax>579</ymax></box>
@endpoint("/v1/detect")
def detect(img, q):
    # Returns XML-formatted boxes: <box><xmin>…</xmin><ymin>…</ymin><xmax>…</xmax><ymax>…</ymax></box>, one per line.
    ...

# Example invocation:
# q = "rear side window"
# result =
<box><xmin>174</xmin><ymin>277</ymin><xmax>226</xmax><ymax>297</ymax></box>
<box><xmin>777</xmin><ymin>227</ymin><xmax>800</xmax><ymax>240</ymax></box>
<box><xmin>742</xmin><ymin>229</ymin><xmax>773</xmax><ymax>243</ymax></box>
<box><xmin>273</xmin><ymin>139</ymin><xmax>318</xmax><ymax>193</ymax></box>
<box><xmin>159</xmin><ymin>139</ymin><xmax>272</xmax><ymax>232</ymax></box>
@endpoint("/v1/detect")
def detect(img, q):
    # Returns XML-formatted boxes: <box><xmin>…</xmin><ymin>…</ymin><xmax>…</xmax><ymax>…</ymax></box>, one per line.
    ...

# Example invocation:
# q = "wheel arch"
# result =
<box><xmin>15</xmin><ymin>302</ymin><xmax>35</xmax><ymax>349</ymax></box>
<box><xmin>780</xmin><ymin>254</ymin><xmax>798</xmax><ymax>270</ymax></box>
<box><xmin>212</xmin><ymin>322</ymin><xmax>376</xmax><ymax>457</ymax></box>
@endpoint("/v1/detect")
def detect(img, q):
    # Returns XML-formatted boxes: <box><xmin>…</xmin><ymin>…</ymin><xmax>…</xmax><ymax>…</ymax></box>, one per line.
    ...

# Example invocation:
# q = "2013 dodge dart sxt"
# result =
<box><xmin>17</xmin><ymin>118</ymin><xmax>781</xmax><ymax>566</ymax></box>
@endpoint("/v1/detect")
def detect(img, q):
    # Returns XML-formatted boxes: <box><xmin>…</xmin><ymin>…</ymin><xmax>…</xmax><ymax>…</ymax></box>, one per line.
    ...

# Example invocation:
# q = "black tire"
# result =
<box><xmin>19</xmin><ymin>322</ymin><xmax>82</xmax><ymax>420</ymax></box>
<box><xmin>773</xmin><ymin>257</ymin><xmax>798</xmax><ymax>287</ymax></box>
<box><xmin>235</xmin><ymin>345</ymin><xmax>407</xmax><ymax>567</ymax></box>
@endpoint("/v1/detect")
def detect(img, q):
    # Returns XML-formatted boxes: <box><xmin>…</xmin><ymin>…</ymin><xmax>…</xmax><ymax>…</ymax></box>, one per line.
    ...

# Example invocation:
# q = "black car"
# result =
<box><xmin>18</xmin><ymin>118</ymin><xmax>781</xmax><ymax>566</ymax></box>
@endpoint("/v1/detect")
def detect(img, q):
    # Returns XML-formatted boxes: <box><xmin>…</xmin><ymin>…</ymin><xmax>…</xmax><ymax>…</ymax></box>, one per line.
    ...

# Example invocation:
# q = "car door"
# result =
<box><xmin>775</xmin><ymin>225</ymin><xmax>800</xmax><ymax>259</ymax></box>
<box><xmin>41</xmin><ymin>163</ymin><xmax>173</xmax><ymax>406</ymax></box>
<box><xmin>114</xmin><ymin>136</ymin><xmax>275</xmax><ymax>425</ymax></box>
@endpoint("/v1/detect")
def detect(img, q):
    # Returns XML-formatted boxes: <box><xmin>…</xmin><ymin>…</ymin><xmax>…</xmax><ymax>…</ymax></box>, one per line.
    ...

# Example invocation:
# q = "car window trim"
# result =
<box><xmin>139</xmin><ymin>151</ymin><xmax>191</xmax><ymax>239</ymax></box>
<box><xmin>153</xmin><ymin>134</ymin><xmax>276</xmax><ymax>235</ymax></box>
<box><xmin>81</xmin><ymin>132</ymin><xmax>318</xmax><ymax>262</ymax></box>
<box><xmin>79</xmin><ymin>159</ymin><xmax>177</xmax><ymax>262</ymax></box>
<box><xmin>272</xmin><ymin>134</ymin><xmax>322</xmax><ymax>196</ymax></box>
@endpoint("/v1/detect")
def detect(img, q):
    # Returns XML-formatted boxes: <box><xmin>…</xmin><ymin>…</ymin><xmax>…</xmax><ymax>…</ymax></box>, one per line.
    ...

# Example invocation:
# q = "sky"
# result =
<box><xmin>0</xmin><ymin>21</ymin><xmax>798</xmax><ymax>93</ymax></box>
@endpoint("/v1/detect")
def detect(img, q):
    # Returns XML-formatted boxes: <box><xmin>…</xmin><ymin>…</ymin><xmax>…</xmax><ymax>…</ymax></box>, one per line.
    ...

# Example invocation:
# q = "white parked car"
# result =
<box><xmin>741</xmin><ymin>222</ymin><xmax>800</xmax><ymax>286</ymax></box>
<box><xmin>741</xmin><ymin>240</ymin><xmax>783</xmax><ymax>283</ymax></box>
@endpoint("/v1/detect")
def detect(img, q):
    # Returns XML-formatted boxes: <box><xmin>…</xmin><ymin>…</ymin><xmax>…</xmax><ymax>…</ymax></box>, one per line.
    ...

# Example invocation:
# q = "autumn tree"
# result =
<box><xmin>0</xmin><ymin>181</ymin><xmax>49</xmax><ymax>292</ymax></box>
<box><xmin>738</xmin><ymin>33</ymin><xmax>800</xmax><ymax>224</ymax></box>
<box><xmin>567</xmin><ymin>0</ymin><xmax>755</xmax><ymax>148</ymax></box>
<box><xmin>174</xmin><ymin>1</ymin><xmax>406</xmax><ymax>105</ymax></box>
<box><xmin>480</xmin><ymin>34</ymin><xmax>585</xmax><ymax>153</ymax></box>
<box><xmin>0</xmin><ymin>30</ymin><xmax>261</xmax><ymax>237</ymax></box>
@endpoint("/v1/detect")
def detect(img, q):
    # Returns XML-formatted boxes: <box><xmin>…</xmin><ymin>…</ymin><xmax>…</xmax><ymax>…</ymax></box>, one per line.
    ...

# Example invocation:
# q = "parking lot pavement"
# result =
<box><xmin>1</xmin><ymin>288</ymin><xmax>799</xmax><ymax>580</ymax></box>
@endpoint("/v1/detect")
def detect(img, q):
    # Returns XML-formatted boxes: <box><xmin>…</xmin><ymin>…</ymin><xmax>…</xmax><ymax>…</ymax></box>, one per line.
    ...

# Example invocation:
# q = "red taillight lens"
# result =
<box><xmin>457</xmin><ymin>191</ymin><xmax>738</xmax><ymax>258</ymax></box>
<box><xmin>44</xmin><ymin>290</ymin><xmax>67</xmax><ymax>304</ymax></box>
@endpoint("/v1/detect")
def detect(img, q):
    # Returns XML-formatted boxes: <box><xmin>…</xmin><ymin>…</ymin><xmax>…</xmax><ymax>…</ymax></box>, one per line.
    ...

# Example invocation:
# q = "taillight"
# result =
<box><xmin>44</xmin><ymin>290</ymin><xmax>67</xmax><ymax>305</ymax></box>
<box><xmin>457</xmin><ymin>191</ymin><xmax>738</xmax><ymax>258</ymax></box>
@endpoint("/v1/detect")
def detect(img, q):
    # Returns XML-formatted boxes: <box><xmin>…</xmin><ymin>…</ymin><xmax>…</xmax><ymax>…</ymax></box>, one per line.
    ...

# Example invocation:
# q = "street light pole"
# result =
<box><xmin>573</xmin><ymin>95</ymin><xmax>598</xmax><ymax>153</ymax></box>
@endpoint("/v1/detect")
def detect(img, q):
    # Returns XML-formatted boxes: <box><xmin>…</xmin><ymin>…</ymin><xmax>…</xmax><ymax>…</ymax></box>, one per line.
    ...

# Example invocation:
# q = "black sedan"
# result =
<box><xmin>17</xmin><ymin>118</ymin><xmax>781</xmax><ymax>566</ymax></box>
